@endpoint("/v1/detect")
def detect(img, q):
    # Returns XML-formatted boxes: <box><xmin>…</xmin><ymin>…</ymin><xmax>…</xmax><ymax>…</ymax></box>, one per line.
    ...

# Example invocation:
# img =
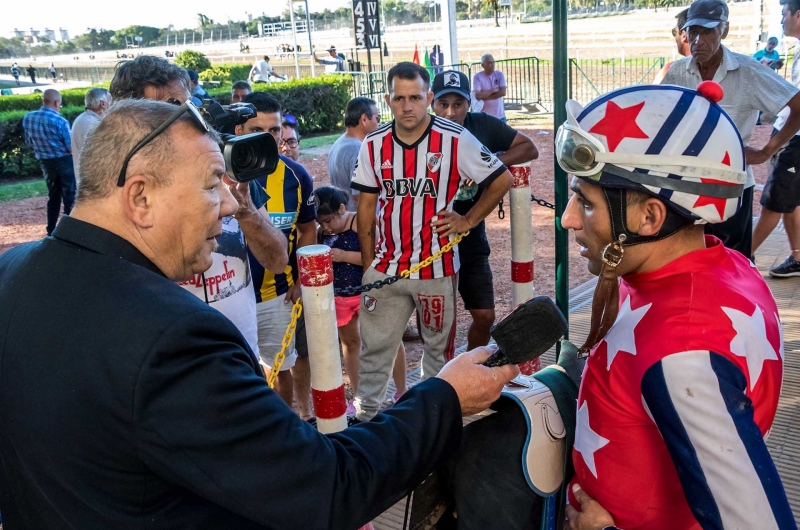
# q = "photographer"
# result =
<box><xmin>235</xmin><ymin>92</ymin><xmax>317</xmax><ymax>408</ymax></box>
<box><xmin>109</xmin><ymin>55</ymin><xmax>288</xmax><ymax>363</ymax></box>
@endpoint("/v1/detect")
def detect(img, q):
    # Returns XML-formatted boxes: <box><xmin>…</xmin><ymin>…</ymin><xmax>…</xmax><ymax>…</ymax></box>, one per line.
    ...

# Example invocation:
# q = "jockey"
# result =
<box><xmin>558</xmin><ymin>83</ymin><xmax>794</xmax><ymax>530</ymax></box>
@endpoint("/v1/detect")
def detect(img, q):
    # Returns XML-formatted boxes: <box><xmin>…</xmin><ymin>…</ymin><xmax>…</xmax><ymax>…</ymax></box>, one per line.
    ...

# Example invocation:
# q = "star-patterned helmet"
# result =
<box><xmin>555</xmin><ymin>84</ymin><xmax>746</xmax><ymax>224</ymax></box>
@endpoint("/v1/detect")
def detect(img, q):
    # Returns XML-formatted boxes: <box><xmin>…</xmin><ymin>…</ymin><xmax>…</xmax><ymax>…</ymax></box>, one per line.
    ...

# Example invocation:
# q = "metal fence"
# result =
<box><xmin>0</xmin><ymin>65</ymin><xmax>117</xmax><ymax>85</ymax></box>
<box><xmin>1</xmin><ymin>56</ymin><xmax>667</xmax><ymax>114</ymax></box>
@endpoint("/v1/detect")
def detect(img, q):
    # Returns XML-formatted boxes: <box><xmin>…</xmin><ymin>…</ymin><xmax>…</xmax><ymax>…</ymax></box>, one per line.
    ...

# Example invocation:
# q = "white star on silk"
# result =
<box><xmin>603</xmin><ymin>296</ymin><xmax>652</xmax><ymax>370</ymax></box>
<box><xmin>775</xmin><ymin>313</ymin><xmax>784</xmax><ymax>360</ymax></box>
<box><xmin>721</xmin><ymin>305</ymin><xmax>780</xmax><ymax>391</ymax></box>
<box><xmin>575</xmin><ymin>401</ymin><xmax>609</xmax><ymax>479</ymax></box>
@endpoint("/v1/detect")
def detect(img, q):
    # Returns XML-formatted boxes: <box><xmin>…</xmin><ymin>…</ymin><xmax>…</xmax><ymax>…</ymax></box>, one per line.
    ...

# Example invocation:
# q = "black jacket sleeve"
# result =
<box><xmin>133</xmin><ymin>308</ymin><xmax>462</xmax><ymax>529</ymax></box>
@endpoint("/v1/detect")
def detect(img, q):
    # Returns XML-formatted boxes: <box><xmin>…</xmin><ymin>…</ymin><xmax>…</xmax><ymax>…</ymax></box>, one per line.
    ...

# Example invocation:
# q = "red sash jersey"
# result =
<box><xmin>351</xmin><ymin>116</ymin><xmax>507</xmax><ymax>279</ymax></box>
<box><xmin>568</xmin><ymin>236</ymin><xmax>794</xmax><ymax>530</ymax></box>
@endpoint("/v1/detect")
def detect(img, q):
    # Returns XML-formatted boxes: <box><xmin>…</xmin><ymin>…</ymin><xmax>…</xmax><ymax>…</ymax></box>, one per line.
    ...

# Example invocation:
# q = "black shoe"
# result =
<box><xmin>769</xmin><ymin>256</ymin><xmax>800</xmax><ymax>278</ymax></box>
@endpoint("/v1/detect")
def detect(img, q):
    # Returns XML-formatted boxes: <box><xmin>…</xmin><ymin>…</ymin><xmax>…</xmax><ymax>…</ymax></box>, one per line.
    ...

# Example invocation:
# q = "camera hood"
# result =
<box><xmin>223</xmin><ymin>132</ymin><xmax>279</xmax><ymax>182</ymax></box>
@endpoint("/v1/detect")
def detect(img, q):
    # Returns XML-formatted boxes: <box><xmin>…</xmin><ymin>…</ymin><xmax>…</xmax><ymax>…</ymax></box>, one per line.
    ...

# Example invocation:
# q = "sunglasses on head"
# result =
<box><xmin>117</xmin><ymin>101</ymin><xmax>209</xmax><ymax>187</ymax></box>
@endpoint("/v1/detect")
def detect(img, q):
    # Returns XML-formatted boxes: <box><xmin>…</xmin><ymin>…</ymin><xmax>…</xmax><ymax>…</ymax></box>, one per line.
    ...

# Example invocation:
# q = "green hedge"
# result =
<box><xmin>0</xmin><ymin>88</ymin><xmax>90</xmax><ymax>112</ymax></box>
<box><xmin>0</xmin><ymin>76</ymin><xmax>350</xmax><ymax>180</ymax></box>
<box><xmin>206</xmin><ymin>75</ymin><xmax>350</xmax><ymax>135</ymax></box>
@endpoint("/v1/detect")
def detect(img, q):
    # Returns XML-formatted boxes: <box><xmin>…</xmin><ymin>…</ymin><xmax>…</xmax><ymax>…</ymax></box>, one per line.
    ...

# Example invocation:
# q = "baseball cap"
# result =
<box><xmin>432</xmin><ymin>71</ymin><xmax>471</xmax><ymax>100</ymax></box>
<box><xmin>682</xmin><ymin>0</ymin><xmax>729</xmax><ymax>30</ymax></box>
<box><xmin>326</xmin><ymin>46</ymin><xmax>337</xmax><ymax>51</ymax></box>
<box><xmin>187</xmin><ymin>69</ymin><xmax>199</xmax><ymax>83</ymax></box>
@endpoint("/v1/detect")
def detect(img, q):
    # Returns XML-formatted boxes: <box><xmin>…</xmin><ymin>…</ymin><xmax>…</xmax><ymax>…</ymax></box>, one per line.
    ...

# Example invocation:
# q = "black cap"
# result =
<box><xmin>683</xmin><ymin>0</ymin><xmax>728</xmax><ymax>30</ymax></box>
<box><xmin>187</xmin><ymin>69</ymin><xmax>199</xmax><ymax>82</ymax></box>
<box><xmin>432</xmin><ymin>71</ymin><xmax>470</xmax><ymax>100</ymax></box>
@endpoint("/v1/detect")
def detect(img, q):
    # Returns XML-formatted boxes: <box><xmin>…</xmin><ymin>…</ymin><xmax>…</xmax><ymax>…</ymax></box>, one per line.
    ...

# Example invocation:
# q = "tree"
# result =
<box><xmin>175</xmin><ymin>50</ymin><xmax>211</xmax><ymax>73</ymax></box>
<box><xmin>485</xmin><ymin>0</ymin><xmax>500</xmax><ymax>26</ymax></box>
<box><xmin>116</xmin><ymin>26</ymin><xmax>161</xmax><ymax>47</ymax></box>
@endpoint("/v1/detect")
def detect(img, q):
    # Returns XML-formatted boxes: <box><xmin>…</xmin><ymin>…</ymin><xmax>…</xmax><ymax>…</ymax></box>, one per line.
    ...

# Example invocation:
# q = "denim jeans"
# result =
<box><xmin>40</xmin><ymin>155</ymin><xmax>76</xmax><ymax>236</ymax></box>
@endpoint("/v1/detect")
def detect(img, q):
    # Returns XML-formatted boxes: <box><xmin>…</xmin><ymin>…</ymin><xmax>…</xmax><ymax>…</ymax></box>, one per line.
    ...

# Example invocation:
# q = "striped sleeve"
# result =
<box><xmin>351</xmin><ymin>138</ymin><xmax>380</xmax><ymax>194</ymax></box>
<box><xmin>641</xmin><ymin>351</ymin><xmax>795</xmax><ymax>530</ymax></box>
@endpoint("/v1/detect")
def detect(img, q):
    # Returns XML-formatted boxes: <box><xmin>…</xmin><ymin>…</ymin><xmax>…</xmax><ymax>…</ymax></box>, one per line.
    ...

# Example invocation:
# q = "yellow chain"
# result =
<box><xmin>268</xmin><ymin>299</ymin><xmax>303</xmax><ymax>389</ymax></box>
<box><xmin>269</xmin><ymin>230</ymin><xmax>468</xmax><ymax>388</ymax></box>
<box><xmin>400</xmin><ymin>230</ymin><xmax>470</xmax><ymax>279</ymax></box>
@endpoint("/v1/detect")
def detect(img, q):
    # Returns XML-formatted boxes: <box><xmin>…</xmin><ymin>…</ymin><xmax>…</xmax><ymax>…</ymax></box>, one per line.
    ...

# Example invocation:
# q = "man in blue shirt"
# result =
<box><xmin>22</xmin><ymin>89</ymin><xmax>75</xmax><ymax>236</ymax></box>
<box><xmin>754</xmin><ymin>36</ymin><xmax>785</xmax><ymax>70</ymax></box>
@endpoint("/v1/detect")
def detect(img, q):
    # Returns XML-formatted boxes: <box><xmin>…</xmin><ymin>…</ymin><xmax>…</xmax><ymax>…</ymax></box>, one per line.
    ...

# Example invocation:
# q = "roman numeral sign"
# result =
<box><xmin>352</xmin><ymin>0</ymin><xmax>381</xmax><ymax>49</ymax></box>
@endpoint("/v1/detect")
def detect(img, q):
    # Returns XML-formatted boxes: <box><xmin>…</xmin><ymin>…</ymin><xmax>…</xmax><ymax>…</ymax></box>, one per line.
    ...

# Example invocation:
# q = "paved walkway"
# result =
<box><xmin>374</xmin><ymin>224</ymin><xmax>800</xmax><ymax>528</ymax></box>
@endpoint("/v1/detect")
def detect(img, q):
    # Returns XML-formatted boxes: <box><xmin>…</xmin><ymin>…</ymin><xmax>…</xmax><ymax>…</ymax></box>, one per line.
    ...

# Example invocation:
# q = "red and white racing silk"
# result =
<box><xmin>569</xmin><ymin>236</ymin><xmax>793</xmax><ymax>530</ymax></box>
<box><xmin>351</xmin><ymin>116</ymin><xmax>506</xmax><ymax>279</ymax></box>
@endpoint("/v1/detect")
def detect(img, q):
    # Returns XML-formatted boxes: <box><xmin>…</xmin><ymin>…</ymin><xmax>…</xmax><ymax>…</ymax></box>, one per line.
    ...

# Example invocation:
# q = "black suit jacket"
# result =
<box><xmin>0</xmin><ymin>217</ymin><xmax>462</xmax><ymax>529</ymax></box>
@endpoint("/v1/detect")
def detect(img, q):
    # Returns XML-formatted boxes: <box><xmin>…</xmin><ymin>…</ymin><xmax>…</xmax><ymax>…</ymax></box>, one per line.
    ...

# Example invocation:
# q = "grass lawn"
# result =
<box><xmin>301</xmin><ymin>133</ymin><xmax>339</xmax><ymax>149</ymax></box>
<box><xmin>0</xmin><ymin>180</ymin><xmax>47</xmax><ymax>202</ymax></box>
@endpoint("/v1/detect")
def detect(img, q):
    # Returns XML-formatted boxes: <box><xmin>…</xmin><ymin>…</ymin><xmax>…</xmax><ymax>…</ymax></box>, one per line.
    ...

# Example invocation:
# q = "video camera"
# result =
<box><xmin>198</xmin><ymin>99</ymin><xmax>279</xmax><ymax>183</ymax></box>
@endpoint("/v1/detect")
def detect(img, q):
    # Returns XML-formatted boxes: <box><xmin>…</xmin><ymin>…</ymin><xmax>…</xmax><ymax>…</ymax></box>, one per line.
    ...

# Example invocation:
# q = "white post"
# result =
<box><xmin>289</xmin><ymin>0</ymin><xmax>301</xmax><ymax>79</ymax></box>
<box><xmin>441</xmin><ymin>0</ymin><xmax>458</xmax><ymax>65</ymax></box>
<box><xmin>297</xmin><ymin>245</ymin><xmax>348</xmax><ymax>434</ymax></box>
<box><xmin>509</xmin><ymin>163</ymin><xmax>539</xmax><ymax>375</ymax></box>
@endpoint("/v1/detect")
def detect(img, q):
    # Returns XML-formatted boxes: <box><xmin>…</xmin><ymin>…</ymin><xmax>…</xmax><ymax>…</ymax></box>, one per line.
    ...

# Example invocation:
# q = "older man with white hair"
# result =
<box><xmin>70</xmin><ymin>87</ymin><xmax>111</xmax><ymax>183</ymax></box>
<box><xmin>472</xmin><ymin>53</ymin><xmax>507</xmax><ymax>121</ymax></box>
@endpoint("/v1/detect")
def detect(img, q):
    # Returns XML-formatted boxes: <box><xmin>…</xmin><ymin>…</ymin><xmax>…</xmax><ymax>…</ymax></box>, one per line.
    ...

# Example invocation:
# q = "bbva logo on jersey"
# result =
<box><xmin>383</xmin><ymin>178</ymin><xmax>437</xmax><ymax>198</ymax></box>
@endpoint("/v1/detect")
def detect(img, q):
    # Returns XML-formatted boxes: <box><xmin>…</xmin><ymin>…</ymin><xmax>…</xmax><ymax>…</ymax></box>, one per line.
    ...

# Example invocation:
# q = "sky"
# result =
<box><xmin>1</xmin><ymin>0</ymin><xmax>350</xmax><ymax>38</ymax></box>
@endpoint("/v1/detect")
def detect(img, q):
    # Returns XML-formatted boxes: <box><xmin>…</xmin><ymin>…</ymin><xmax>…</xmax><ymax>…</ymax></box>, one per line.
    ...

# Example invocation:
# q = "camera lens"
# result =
<box><xmin>232</xmin><ymin>142</ymin><xmax>264</xmax><ymax>172</ymax></box>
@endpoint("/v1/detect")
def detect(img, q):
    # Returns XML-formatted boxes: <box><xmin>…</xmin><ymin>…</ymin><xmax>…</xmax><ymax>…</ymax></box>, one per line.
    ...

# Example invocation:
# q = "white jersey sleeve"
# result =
<box><xmin>455</xmin><ymin>128</ymin><xmax>507</xmax><ymax>187</ymax></box>
<box><xmin>351</xmin><ymin>139</ymin><xmax>380</xmax><ymax>194</ymax></box>
<box><xmin>641</xmin><ymin>350</ymin><xmax>795</xmax><ymax>530</ymax></box>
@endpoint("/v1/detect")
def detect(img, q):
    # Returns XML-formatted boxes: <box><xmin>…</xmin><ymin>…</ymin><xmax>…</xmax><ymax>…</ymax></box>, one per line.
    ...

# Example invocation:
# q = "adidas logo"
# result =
<box><xmin>789</xmin><ymin>167</ymin><xmax>796</xmax><ymax>174</ymax></box>
<box><xmin>380</xmin><ymin>160</ymin><xmax>393</xmax><ymax>169</ymax></box>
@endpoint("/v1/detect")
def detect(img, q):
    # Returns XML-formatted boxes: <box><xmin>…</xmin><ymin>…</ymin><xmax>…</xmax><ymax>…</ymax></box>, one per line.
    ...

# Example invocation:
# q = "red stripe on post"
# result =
<box><xmin>511</xmin><ymin>261</ymin><xmax>534</xmax><ymax>283</ymax></box>
<box><xmin>312</xmin><ymin>385</ymin><xmax>347</xmax><ymax>419</ymax></box>
<box><xmin>297</xmin><ymin>252</ymin><xmax>333</xmax><ymax>287</ymax></box>
<box><xmin>509</xmin><ymin>165</ymin><xmax>531</xmax><ymax>188</ymax></box>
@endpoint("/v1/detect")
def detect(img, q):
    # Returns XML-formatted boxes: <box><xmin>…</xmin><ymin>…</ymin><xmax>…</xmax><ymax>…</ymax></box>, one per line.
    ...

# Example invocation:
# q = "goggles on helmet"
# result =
<box><xmin>555</xmin><ymin>122</ymin><xmax>745</xmax><ymax>187</ymax></box>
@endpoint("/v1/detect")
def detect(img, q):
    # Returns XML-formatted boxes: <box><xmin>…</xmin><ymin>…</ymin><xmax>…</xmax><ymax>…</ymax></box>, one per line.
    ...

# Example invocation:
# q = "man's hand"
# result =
<box><xmin>225</xmin><ymin>177</ymin><xmax>257</xmax><ymax>219</ymax></box>
<box><xmin>430</xmin><ymin>210</ymin><xmax>472</xmax><ymax>238</ymax></box>
<box><xmin>436</xmin><ymin>346</ymin><xmax>518</xmax><ymax>416</ymax></box>
<box><xmin>284</xmin><ymin>283</ymin><xmax>301</xmax><ymax>304</ymax></box>
<box><xmin>565</xmin><ymin>484</ymin><xmax>616</xmax><ymax>530</ymax></box>
<box><xmin>745</xmin><ymin>146</ymin><xmax>770</xmax><ymax>166</ymax></box>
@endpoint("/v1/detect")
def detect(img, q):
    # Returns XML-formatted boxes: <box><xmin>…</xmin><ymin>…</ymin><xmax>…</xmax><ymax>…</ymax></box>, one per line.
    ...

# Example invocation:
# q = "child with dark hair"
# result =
<box><xmin>314</xmin><ymin>186</ymin><xmax>407</xmax><ymax>416</ymax></box>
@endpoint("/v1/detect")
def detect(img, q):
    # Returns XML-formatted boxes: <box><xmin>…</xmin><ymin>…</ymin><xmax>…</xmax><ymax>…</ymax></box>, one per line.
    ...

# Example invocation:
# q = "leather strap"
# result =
<box><xmin>578</xmin><ymin>238</ymin><xmax>624</xmax><ymax>354</ymax></box>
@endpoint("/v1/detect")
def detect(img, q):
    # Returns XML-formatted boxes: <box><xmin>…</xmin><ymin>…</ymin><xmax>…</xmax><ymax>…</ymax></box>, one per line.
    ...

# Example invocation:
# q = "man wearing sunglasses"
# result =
<box><xmin>0</xmin><ymin>97</ymin><xmax>518</xmax><ymax>529</ymax></box>
<box><xmin>329</xmin><ymin>97</ymin><xmax>382</xmax><ymax>211</ymax></box>
<box><xmin>109</xmin><ymin>55</ymin><xmax>289</xmax><ymax>372</ymax></box>
<box><xmin>660</xmin><ymin>0</ymin><xmax>800</xmax><ymax>260</ymax></box>
<box><xmin>653</xmin><ymin>8</ymin><xmax>690</xmax><ymax>83</ymax></box>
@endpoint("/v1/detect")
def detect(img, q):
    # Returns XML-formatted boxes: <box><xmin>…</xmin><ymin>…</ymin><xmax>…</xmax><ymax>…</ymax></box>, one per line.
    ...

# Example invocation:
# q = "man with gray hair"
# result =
<box><xmin>0</xmin><ymin>97</ymin><xmax>517</xmax><ymax>528</ymax></box>
<box><xmin>472</xmin><ymin>54</ymin><xmax>507</xmax><ymax>121</ymax></box>
<box><xmin>661</xmin><ymin>0</ymin><xmax>800</xmax><ymax>259</ymax></box>
<box><xmin>109</xmin><ymin>54</ymin><xmax>288</xmax><ymax>368</ymax></box>
<box><xmin>328</xmin><ymin>96</ymin><xmax>381</xmax><ymax>210</ymax></box>
<box><xmin>70</xmin><ymin>87</ymin><xmax>112</xmax><ymax>183</ymax></box>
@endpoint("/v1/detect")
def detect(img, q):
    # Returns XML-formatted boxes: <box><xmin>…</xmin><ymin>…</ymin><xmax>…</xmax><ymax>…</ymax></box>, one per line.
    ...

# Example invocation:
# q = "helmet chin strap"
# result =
<box><xmin>577</xmin><ymin>186</ymin><xmax>692</xmax><ymax>354</ymax></box>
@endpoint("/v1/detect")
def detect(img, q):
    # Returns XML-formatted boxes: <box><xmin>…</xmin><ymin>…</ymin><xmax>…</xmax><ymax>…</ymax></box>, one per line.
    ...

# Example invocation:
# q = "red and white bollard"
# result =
<box><xmin>297</xmin><ymin>245</ymin><xmax>348</xmax><ymax>434</ymax></box>
<box><xmin>509</xmin><ymin>163</ymin><xmax>540</xmax><ymax>375</ymax></box>
<box><xmin>297</xmin><ymin>246</ymin><xmax>376</xmax><ymax>530</ymax></box>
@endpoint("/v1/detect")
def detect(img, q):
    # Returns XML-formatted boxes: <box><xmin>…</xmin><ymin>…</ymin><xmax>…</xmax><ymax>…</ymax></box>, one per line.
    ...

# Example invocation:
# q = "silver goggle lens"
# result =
<box><xmin>556</xmin><ymin>125</ymin><xmax>602</xmax><ymax>175</ymax></box>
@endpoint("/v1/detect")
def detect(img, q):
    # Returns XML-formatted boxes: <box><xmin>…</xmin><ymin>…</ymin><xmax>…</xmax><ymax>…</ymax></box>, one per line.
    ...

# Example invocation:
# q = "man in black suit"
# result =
<box><xmin>0</xmin><ymin>98</ymin><xmax>517</xmax><ymax>529</ymax></box>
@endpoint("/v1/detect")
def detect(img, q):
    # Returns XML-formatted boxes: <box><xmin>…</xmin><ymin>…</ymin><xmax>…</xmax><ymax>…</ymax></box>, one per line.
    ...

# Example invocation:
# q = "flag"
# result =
<box><xmin>424</xmin><ymin>47</ymin><xmax>433</xmax><ymax>78</ymax></box>
<box><xmin>412</xmin><ymin>44</ymin><xmax>420</xmax><ymax>65</ymax></box>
